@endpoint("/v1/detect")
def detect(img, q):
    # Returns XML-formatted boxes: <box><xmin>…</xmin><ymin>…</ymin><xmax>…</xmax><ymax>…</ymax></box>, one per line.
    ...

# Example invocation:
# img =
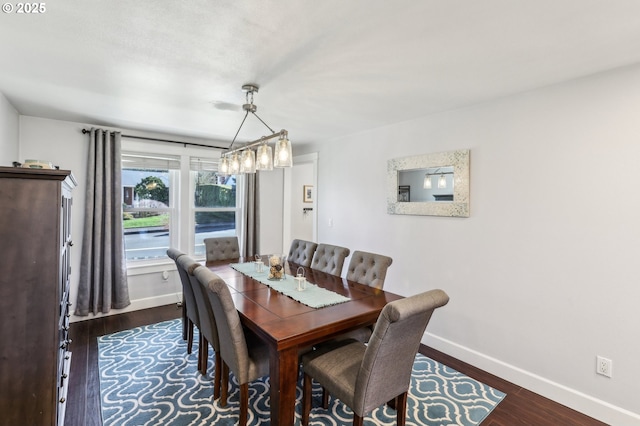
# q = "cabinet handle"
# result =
<box><xmin>68</xmin><ymin>241</ymin><xmax>74</xmax><ymax>246</ymax></box>
<box><xmin>59</xmin><ymin>397</ymin><xmax>66</xmax><ymax>403</ymax></box>
<box><xmin>62</xmin><ymin>373</ymin><xmax>68</xmax><ymax>379</ymax></box>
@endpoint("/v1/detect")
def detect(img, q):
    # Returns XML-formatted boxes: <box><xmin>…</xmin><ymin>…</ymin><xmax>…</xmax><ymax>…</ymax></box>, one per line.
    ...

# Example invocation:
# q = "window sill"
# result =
<box><xmin>126</xmin><ymin>256</ymin><xmax>205</xmax><ymax>276</ymax></box>
<box><xmin>127</xmin><ymin>259</ymin><xmax>174</xmax><ymax>276</ymax></box>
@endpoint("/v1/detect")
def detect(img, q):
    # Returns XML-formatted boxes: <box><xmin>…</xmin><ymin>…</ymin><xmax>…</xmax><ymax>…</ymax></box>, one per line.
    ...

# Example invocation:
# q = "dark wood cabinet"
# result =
<box><xmin>0</xmin><ymin>166</ymin><xmax>77</xmax><ymax>426</ymax></box>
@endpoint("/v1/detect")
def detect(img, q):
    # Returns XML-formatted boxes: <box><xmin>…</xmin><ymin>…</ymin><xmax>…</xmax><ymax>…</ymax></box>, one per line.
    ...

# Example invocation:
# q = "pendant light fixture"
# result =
<box><xmin>423</xmin><ymin>167</ymin><xmax>454</xmax><ymax>190</ymax></box>
<box><xmin>438</xmin><ymin>174</ymin><xmax>447</xmax><ymax>189</ymax></box>
<box><xmin>256</xmin><ymin>143</ymin><xmax>273</xmax><ymax>171</ymax></box>
<box><xmin>423</xmin><ymin>174</ymin><xmax>432</xmax><ymax>189</ymax></box>
<box><xmin>218</xmin><ymin>84</ymin><xmax>292</xmax><ymax>175</ymax></box>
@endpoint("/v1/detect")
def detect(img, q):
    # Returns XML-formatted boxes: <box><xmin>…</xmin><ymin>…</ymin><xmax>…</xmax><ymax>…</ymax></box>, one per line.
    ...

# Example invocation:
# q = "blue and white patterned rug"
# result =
<box><xmin>98</xmin><ymin>319</ymin><xmax>505</xmax><ymax>425</ymax></box>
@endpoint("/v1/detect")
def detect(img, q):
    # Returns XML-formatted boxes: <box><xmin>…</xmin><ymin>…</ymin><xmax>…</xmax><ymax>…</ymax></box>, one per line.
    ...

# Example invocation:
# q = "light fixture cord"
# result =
<box><xmin>228</xmin><ymin>110</ymin><xmax>249</xmax><ymax>150</ymax></box>
<box><xmin>227</xmin><ymin>88</ymin><xmax>276</xmax><ymax>151</ymax></box>
<box><xmin>251</xmin><ymin>111</ymin><xmax>276</xmax><ymax>134</ymax></box>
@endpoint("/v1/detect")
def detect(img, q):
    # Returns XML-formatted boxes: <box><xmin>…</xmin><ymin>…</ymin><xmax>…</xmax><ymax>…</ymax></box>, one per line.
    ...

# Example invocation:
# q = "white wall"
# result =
<box><xmin>0</xmin><ymin>92</ymin><xmax>19</xmax><ymax>166</ymax></box>
<box><xmin>290</xmin><ymin>162</ymin><xmax>315</xmax><ymax>241</ymax></box>
<box><xmin>258</xmin><ymin>168</ymin><xmax>285</xmax><ymax>255</ymax></box>
<box><xmin>298</xmin><ymin>64</ymin><xmax>640</xmax><ymax>424</ymax></box>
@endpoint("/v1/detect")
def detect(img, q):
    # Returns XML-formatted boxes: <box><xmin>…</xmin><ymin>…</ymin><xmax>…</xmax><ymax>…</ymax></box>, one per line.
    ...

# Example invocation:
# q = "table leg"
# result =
<box><xmin>269</xmin><ymin>345</ymin><xmax>299</xmax><ymax>425</ymax></box>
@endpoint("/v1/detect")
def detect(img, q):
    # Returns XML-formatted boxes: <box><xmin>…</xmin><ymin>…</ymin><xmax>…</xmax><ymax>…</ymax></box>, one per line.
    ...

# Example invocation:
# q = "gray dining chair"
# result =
<box><xmin>301</xmin><ymin>289</ymin><xmax>450</xmax><ymax>426</ymax></box>
<box><xmin>194</xmin><ymin>266</ymin><xmax>270</xmax><ymax>426</ymax></box>
<box><xmin>177</xmin><ymin>257</ymin><xmax>222</xmax><ymax>400</ymax></box>
<box><xmin>346</xmin><ymin>250</ymin><xmax>393</xmax><ymax>290</ymax></box>
<box><xmin>167</xmin><ymin>248</ymin><xmax>199</xmax><ymax>354</ymax></box>
<box><xmin>204</xmin><ymin>236</ymin><xmax>240</xmax><ymax>261</ymax></box>
<box><xmin>310</xmin><ymin>243</ymin><xmax>350</xmax><ymax>276</ymax></box>
<box><xmin>287</xmin><ymin>239</ymin><xmax>318</xmax><ymax>267</ymax></box>
<box><xmin>338</xmin><ymin>250</ymin><xmax>394</xmax><ymax>343</ymax></box>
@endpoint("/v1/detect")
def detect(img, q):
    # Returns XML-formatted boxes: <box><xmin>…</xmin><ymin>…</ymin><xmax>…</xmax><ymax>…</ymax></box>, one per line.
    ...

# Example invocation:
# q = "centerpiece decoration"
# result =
<box><xmin>268</xmin><ymin>254</ymin><xmax>286</xmax><ymax>280</ymax></box>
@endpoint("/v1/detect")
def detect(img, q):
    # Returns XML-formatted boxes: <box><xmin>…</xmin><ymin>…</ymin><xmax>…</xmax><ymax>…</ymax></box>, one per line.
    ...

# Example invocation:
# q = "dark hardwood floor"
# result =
<box><xmin>65</xmin><ymin>304</ymin><xmax>608</xmax><ymax>426</ymax></box>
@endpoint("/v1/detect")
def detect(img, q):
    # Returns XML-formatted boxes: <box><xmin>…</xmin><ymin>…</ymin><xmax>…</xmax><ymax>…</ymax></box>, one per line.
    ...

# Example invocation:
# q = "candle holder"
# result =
<box><xmin>294</xmin><ymin>266</ymin><xmax>306</xmax><ymax>291</ymax></box>
<box><xmin>254</xmin><ymin>254</ymin><xmax>264</xmax><ymax>273</ymax></box>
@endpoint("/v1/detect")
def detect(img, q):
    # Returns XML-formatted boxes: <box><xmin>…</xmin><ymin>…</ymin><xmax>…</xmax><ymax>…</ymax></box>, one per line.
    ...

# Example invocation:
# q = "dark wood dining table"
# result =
<box><xmin>205</xmin><ymin>258</ymin><xmax>403</xmax><ymax>426</ymax></box>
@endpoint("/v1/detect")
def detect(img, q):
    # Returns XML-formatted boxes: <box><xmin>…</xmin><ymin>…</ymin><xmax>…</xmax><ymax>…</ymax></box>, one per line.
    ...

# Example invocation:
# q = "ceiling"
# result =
<box><xmin>3</xmin><ymin>0</ymin><xmax>640</xmax><ymax>147</ymax></box>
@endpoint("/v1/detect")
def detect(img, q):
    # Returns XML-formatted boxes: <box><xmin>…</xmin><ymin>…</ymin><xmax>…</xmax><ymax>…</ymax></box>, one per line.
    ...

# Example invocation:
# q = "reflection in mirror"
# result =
<box><xmin>398</xmin><ymin>166</ymin><xmax>454</xmax><ymax>202</ymax></box>
<box><xmin>387</xmin><ymin>149</ymin><xmax>469</xmax><ymax>217</ymax></box>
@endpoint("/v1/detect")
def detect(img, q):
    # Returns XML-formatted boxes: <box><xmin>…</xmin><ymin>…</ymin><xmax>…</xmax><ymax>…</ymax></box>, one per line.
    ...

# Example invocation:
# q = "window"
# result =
<box><xmin>121</xmin><ymin>141</ymin><xmax>241</xmax><ymax>263</ymax></box>
<box><xmin>191</xmin><ymin>158</ymin><xmax>238</xmax><ymax>256</ymax></box>
<box><xmin>122</xmin><ymin>153</ymin><xmax>178</xmax><ymax>261</ymax></box>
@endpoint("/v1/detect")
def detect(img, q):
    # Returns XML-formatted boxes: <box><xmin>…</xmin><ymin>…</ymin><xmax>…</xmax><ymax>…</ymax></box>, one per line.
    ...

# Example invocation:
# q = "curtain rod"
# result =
<box><xmin>81</xmin><ymin>128</ymin><xmax>228</xmax><ymax>150</ymax></box>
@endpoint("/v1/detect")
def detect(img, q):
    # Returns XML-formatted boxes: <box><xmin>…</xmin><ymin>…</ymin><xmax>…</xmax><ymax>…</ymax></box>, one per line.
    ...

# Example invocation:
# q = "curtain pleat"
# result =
<box><xmin>243</xmin><ymin>173</ymin><xmax>260</xmax><ymax>258</ymax></box>
<box><xmin>76</xmin><ymin>128</ymin><xmax>130</xmax><ymax>316</ymax></box>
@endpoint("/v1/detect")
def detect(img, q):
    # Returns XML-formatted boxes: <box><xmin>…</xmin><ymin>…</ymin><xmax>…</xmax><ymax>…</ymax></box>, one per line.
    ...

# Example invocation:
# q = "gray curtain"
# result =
<box><xmin>75</xmin><ymin>128</ymin><xmax>131</xmax><ymax>316</ymax></box>
<box><xmin>243</xmin><ymin>173</ymin><xmax>260</xmax><ymax>258</ymax></box>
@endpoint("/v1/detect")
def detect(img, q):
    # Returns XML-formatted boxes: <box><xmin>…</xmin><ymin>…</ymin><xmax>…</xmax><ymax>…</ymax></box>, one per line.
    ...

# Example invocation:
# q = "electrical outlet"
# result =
<box><xmin>596</xmin><ymin>356</ymin><xmax>613</xmax><ymax>378</ymax></box>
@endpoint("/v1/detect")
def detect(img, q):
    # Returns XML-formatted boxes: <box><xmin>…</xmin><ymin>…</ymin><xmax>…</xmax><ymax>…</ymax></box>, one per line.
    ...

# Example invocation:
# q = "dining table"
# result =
<box><xmin>205</xmin><ymin>257</ymin><xmax>403</xmax><ymax>426</ymax></box>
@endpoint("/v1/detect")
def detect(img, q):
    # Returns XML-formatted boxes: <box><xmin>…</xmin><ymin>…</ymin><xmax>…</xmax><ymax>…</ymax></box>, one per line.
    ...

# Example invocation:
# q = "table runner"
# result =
<box><xmin>231</xmin><ymin>262</ymin><xmax>350</xmax><ymax>308</ymax></box>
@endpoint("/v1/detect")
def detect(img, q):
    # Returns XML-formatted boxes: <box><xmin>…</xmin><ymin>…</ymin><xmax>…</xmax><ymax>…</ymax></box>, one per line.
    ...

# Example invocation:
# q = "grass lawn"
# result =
<box><xmin>123</xmin><ymin>214</ymin><xmax>168</xmax><ymax>229</ymax></box>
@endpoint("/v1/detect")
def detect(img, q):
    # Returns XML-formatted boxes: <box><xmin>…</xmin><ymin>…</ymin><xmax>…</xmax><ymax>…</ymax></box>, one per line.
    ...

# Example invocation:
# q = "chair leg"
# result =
<box><xmin>353</xmin><ymin>413</ymin><xmax>364</xmax><ymax>426</ymax></box>
<box><xmin>322</xmin><ymin>387</ymin><xmax>329</xmax><ymax>409</ymax></box>
<box><xmin>199</xmin><ymin>336</ymin><xmax>208</xmax><ymax>375</ymax></box>
<box><xmin>239</xmin><ymin>383</ymin><xmax>249</xmax><ymax>426</ymax></box>
<box><xmin>186</xmin><ymin>320</ymin><xmax>194</xmax><ymax>354</ymax></box>
<box><xmin>181</xmin><ymin>301</ymin><xmax>187</xmax><ymax>340</ymax></box>
<box><xmin>197</xmin><ymin>333</ymin><xmax>202</xmax><ymax>371</ymax></box>
<box><xmin>386</xmin><ymin>396</ymin><xmax>397</xmax><ymax>410</ymax></box>
<box><xmin>396</xmin><ymin>391</ymin><xmax>407</xmax><ymax>426</ymax></box>
<box><xmin>220</xmin><ymin>361</ymin><xmax>229</xmax><ymax>407</ymax></box>
<box><xmin>302</xmin><ymin>373</ymin><xmax>312</xmax><ymax>425</ymax></box>
<box><xmin>213</xmin><ymin>351</ymin><xmax>221</xmax><ymax>400</ymax></box>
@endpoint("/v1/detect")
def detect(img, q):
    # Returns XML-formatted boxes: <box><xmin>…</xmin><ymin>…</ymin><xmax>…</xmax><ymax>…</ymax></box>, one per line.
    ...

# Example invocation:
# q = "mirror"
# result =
<box><xmin>387</xmin><ymin>149</ymin><xmax>470</xmax><ymax>217</ymax></box>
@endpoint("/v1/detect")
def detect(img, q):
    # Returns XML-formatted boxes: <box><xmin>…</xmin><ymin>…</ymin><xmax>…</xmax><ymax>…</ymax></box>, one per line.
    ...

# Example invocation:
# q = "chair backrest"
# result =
<box><xmin>353</xmin><ymin>289</ymin><xmax>449</xmax><ymax>415</ymax></box>
<box><xmin>177</xmin><ymin>256</ymin><xmax>219</xmax><ymax>351</ymax></box>
<box><xmin>346</xmin><ymin>251</ymin><xmax>393</xmax><ymax>290</ymax></box>
<box><xmin>167</xmin><ymin>248</ymin><xmax>199</xmax><ymax>326</ymax></box>
<box><xmin>204</xmin><ymin>236</ymin><xmax>240</xmax><ymax>261</ymax></box>
<box><xmin>194</xmin><ymin>266</ymin><xmax>252</xmax><ymax>383</ymax></box>
<box><xmin>310</xmin><ymin>243</ymin><xmax>350</xmax><ymax>276</ymax></box>
<box><xmin>287</xmin><ymin>239</ymin><xmax>318</xmax><ymax>267</ymax></box>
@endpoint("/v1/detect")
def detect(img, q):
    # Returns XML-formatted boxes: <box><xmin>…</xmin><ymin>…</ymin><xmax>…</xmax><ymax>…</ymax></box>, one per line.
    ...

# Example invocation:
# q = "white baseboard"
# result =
<box><xmin>424</xmin><ymin>332</ymin><xmax>640</xmax><ymax>426</ymax></box>
<box><xmin>70</xmin><ymin>293</ymin><xmax>181</xmax><ymax>323</ymax></box>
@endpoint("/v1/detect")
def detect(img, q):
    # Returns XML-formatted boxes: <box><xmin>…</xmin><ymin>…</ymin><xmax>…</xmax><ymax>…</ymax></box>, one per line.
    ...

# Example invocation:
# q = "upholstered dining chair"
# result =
<box><xmin>346</xmin><ymin>251</ymin><xmax>393</xmax><ymax>290</ymax></box>
<box><xmin>338</xmin><ymin>250</ymin><xmax>394</xmax><ymax>343</ymax></box>
<box><xmin>310</xmin><ymin>243</ymin><xmax>350</xmax><ymax>276</ymax></box>
<box><xmin>204</xmin><ymin>236</ymin><xmax>240</xmax><ymax>261</ymax></box>
<box><xmin>167</xmin><ymin>248</ymin><xmax>199</xmax><ymax>354</ymax></box>
<box><xmin>287</xmin><ymin>239</ymin><xmax>318</xmax><ymax>267</ymax></box>
<box><xmin>301</xmin><ymin>289</ymin><xmax>450</xmax><ymax>426</ymax></box>
<box><xmin>195</xmin><ymin>266</ymin><xmax>270</xmax><ymax>426</ymax></box>
<box><xmin>177</xmin><ymin>256</ymin><xmax>222</xmax><ymax>400</ymax></box>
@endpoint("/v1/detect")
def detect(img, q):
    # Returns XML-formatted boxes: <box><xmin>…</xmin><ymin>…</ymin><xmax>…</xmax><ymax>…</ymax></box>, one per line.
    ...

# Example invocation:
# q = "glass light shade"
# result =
<box><xmin>423</xmin><ymin>174</ymin><xmax>432</xmax><ymax>189</ymax></box>
<box><xmin>219</xmin><ymin>156</ymin><xmax>230</xmax><ymax>175</ymax></box>
<box><xmin>438</xmin><ymin>174</ymin><xmax>447</xmax><ymax>189</ymax></box>
<box><xmin>240</xmin><ymin>149</ymin><xmax>256</xmax><ymax>173</ymax></box>
<box><xmin>229</xmin><ymin>153</ymin><xmax>241</xmax><ymax>174</ymax></box>
<box><xmin>256</xmin><ymin>144</ymin><xmax>273</xmax><ymax>171</ymax></box>
<box><xmin>274</xmin><ymin>136</ymin><xmax>293</xmax><ymax>168</ymax></box>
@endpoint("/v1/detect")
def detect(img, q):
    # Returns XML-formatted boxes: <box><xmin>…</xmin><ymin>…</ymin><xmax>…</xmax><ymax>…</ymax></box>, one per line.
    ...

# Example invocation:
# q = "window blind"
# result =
<box><xmin>122</xmin><ymin>153</ymin><xmax>181</xmax><ymax>170</ymax></box>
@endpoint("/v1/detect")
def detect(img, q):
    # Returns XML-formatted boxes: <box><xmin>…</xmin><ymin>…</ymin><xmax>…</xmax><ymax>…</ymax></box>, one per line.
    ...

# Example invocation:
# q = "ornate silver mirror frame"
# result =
<box><xmin>387</xmin><ymin>149</ymin><xmax>470</xmax><ymax>217</ymax></box>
